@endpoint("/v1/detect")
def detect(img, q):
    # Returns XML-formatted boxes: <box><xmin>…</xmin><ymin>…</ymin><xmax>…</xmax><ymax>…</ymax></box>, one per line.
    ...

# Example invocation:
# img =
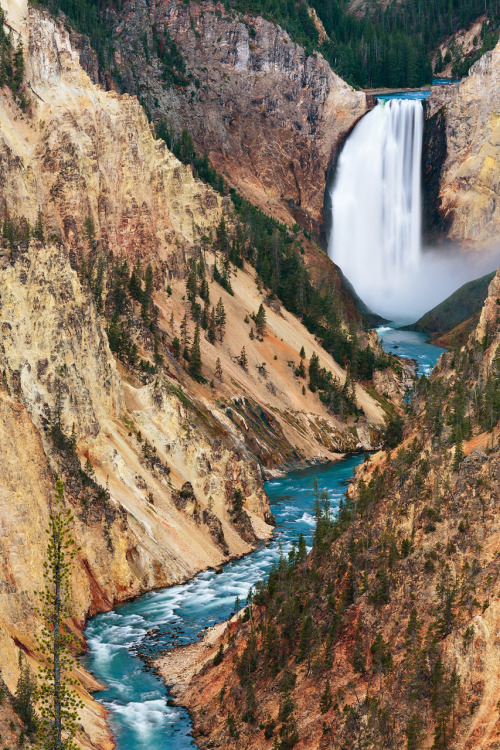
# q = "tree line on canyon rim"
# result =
<box><xmin>31</xmin><ymin>0</ymin><xmax>500</xmax><ymax>88</ymax></box>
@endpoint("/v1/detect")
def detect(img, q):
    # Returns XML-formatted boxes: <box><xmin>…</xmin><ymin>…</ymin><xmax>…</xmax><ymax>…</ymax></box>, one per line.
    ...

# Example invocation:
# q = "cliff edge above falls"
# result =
<box><xmin>425</xmin><ymin>41</ymin><xmax>500</xmax><ymax>249</ymax></box>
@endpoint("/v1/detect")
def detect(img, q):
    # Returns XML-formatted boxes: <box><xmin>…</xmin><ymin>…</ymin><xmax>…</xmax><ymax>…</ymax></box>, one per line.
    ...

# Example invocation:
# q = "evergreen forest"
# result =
<box><xmin>31</xmin><ymin>0</ymin><xmax>500</xmax><ymax>88</ymax></box>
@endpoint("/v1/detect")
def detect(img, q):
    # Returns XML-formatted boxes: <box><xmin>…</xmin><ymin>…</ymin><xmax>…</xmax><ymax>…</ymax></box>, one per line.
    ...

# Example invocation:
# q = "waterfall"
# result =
<box><xmin>328</xmin><ymin>98</ymin><xmax>424</xmax><ymax>319</ymax></box>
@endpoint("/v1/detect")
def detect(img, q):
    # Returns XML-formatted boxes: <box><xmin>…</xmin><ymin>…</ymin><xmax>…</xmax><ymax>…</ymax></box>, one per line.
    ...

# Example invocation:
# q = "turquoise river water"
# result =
<box><xmin>82</xmin><ymin>328</ymin><xmax>444</xmax><ymax>749</ymax></box>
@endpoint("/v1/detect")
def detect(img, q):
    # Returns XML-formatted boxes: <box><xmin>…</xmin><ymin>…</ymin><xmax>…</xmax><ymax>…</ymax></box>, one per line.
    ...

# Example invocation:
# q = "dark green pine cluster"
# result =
<box><xmin>233</xmin><ymin>0</ymin><xmax>500</xmax><ymax>87</ymax></box>
<box><xmin>417</xmin><ymin>333</ymin><xmax>500</xmax><ymax>472</ymax></box>
<box><xmin>0</xmin><ymin>9</ymin><xmax>25</xmax><ymax>103</ymax></box>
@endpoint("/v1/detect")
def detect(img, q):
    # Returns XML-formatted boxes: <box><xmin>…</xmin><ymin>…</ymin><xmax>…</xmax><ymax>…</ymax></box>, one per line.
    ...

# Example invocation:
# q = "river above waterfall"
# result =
<box><xmin>82</xmin><ymin>457</ymin><xmax>364</xmax><ymax>750</ymax></box>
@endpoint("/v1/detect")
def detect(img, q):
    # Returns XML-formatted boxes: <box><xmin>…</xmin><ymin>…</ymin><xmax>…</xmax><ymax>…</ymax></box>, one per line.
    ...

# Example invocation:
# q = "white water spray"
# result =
<box><xmin>328</xmin><ymin>98</ymin><xmax>424</xmax><ymax>319</ymax></box>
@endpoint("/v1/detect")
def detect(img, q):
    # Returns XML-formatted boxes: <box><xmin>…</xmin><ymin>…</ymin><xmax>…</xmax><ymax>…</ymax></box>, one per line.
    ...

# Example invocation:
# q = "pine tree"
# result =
<box><xmin>277</xmin><ymin>693</ymin><xmax>299</xmax><ymax>749</ymax></box>
<box><xmin>406</xmin><ymin>714</ymin><xmax>424</xmax><ymax>750</ymax></box>
<box><xmin>215</xmin><ymin>357</ymin><xmax>223</xmax><ymax>382</ymax></box>
<box><xmin>12</xmin><ymin>37</ymin><xmax>24</xmax><ymax>92</ymax></box>
<box><xmin>297</xmin><ymin>614</ymin><xmax>315</xmax><ymax>673</ymax></box>
<box><xmin>189</xmin><ymin>322</ymin><xmax>203</xmax><ymax>381</ymax></box>
<box><xmin>208</xmin><ymin>307</ymin><xmax>217</xmax><ymax>344</ymax></box>
<box><xmin>171</xmin><ymin>336</ymin><xmax>181</xmax><ymax>359</ymax></box>
<box><xmin>13</xmin><ymin>651</ymin><xmax>37</xmax><ymax>734</ymax></box>
<box><xmin>215</xmin><ymin>298</ymin><xmax>226</xmax><ymax>342</ymax></box>
<box><xmin>186</xmin><ymin>263</ymin><xmax>198</xmax><ymax>302</ymax></box>
<box><xmin>255</xmin><ymin>303</ymin><xmax>267</xmax><ymax>338</ymax></box>
<box><xmin>34</xmin><ymin>210</ymin><xmax>44</xmax><ymax>243</ymax></box>
<box><xmin>370</xmin><ymin>632</ymin><xmax>392</xmax><ymax>691</ymax></box>
<box><xmin>215</xmin><ymin>216</ymin><xmax>229</xmax><ymax>258</ymax></box>
<box><xmin>435</xmin><ymin>565</ymin><xmax>457</xmax><ymax>639</ymax></box>
<box><xmin>319</xmin><ymin>680</ymin><xmax>332</xmax><ymax>714</ymax></box>
<box><xmin>244</xmin><ymin>679</ymin><xmax>257</xmax><ymax>723</ymax></box>
<box><xmin>181</xmin><ymin>312</ymin><xmax>190</xmax><ymax>349</ymax></box>
<box><xmin>83</xmin><ymin>216</ymin><xmax>95</xmax><ymax>246</ymax></box>
<box><xmin>36</xmin><ymin>479</ymin><xmax>83</xmax><ymax>750</ymax></box>
<box><xmin>239</xmin><ymin>346</ymin><xmax>248</xmax><ymax>370</ymax></box>
<box><xmin>453</xmin><ymin>428</ymin><xmax>464</xmax><ymax>471</ymax></box>
<box><xmin>309</xmin><ymin>353</ymin><xmax>320</xmax><ymax>392</ymax></box>
<box><xmin>352</xmin><ymin>621</ymin><xmax>365</xmax><ymax>674</ymax></box>
<box><xmin>299</xmin><ymin>346</ymin><xmax>306</xmax><ymax>360</ymax></box>
<box><xmin>201</xmin><ymin>299</ymin><xmax>209</xmax><ymax>330</ymax></box>
<box><xmin>129</xmin><ymin>259</ymin><xmax>142</xmax><ymax>302</ymax></box>
<box><xmin>199</xmin><ymin>276</ymin><xmax>210</xmax><ymax>303</ymax></box>
<box><xmin>141</xmin><ymin>264</ymin><xmax>154</xmax><ymax>324</ymax></box>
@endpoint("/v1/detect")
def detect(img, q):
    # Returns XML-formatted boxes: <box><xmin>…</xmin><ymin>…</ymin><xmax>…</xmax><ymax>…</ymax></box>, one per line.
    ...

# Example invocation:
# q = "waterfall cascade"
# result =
<box><xmin>328</xmin><ymin>98</ymin><xmax>424</xmax><ymax>319</ymax></box>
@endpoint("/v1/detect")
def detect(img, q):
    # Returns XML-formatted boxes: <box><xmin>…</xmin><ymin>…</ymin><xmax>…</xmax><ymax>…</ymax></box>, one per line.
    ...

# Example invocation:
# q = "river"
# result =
<box><xmin>82</xmin><ymin>456</ymin><xmax>364</xmax><ymax>749</ymax></box>
<box><xmin>376</xmin><ymin>325</ymin><xmax>445</xmax><ymax>376</ymax></box>
<box><xmin>82</xmin><ymin>329</ymin><xmax>444</xmax><ymax>750</ymax></box>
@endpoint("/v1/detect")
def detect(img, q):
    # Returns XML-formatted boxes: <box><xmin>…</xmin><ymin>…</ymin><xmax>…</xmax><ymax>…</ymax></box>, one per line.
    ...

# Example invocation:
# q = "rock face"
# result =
<box><xmin>1</xmin><ymin>2</ymin><xmax>227</xmax><ymax>263</ymax></box>
<box><xmin>425</xmin><ymin>41</ymin><xmax>500</xmax><ymax>248</ymax></box>
<box><xmin>0</xmin><ymin>241</ymin><xmax>275</xmax><ymax>745</ymax></box>
<box><xmin>93</xmin><ymin>0</ymin><xmax>367</xmax><ymax>237</ymax></box>
<box><xmin>0</xmin><ymin>242</ymin><xmax>122</xmax><ymax>438</ymax></box>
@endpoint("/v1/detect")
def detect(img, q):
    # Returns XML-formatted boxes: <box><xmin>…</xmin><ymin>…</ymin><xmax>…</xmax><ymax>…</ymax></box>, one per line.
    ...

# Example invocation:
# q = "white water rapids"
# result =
<box><xmin>329</xmin><ymin>98</ymin><xmax>424</xmax><ymax>319</ymax></box>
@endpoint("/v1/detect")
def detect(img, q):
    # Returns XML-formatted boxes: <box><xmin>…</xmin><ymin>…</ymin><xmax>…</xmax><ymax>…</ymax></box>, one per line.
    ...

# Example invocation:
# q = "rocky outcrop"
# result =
<box><xmin>0</xmin><ymin>3</ymin><xmax>227</xmax><ymax>263</ymax></box>
<box><xmin>372</xmin><ymin>358</ymin><xmax>417</xmax><ymax>403</ymax></box>
<box><xmin>88</xmin><ymin>0</ymin><xmax>367</xmax><ymax>237</ymax></box>
<box><xmin>425</xmin><ymin>41</ymin><xmax>500</xmax><ymax>248</ymax></box>
<box><xmin>422</xmin><ymin>100</ymin><xmax>450</xmax><ymax>242</ymax></box>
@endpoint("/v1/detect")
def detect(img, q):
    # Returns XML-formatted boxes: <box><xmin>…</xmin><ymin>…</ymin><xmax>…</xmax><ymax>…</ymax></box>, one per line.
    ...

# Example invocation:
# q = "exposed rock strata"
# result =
<box><xmin>84</xmin><ymin>0</ymin><xmax>368</xmax><ymax>237</ymax></box>
<box><xmin>426</xmin><ymin>41</ymin><xmax>500</xmax><ymax>248</ymax></box>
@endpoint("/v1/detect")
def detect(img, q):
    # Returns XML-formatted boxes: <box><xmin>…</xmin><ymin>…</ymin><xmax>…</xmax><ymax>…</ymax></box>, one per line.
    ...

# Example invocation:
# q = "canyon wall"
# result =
<box><xmin>426</xmin><ymin>41</ymin><xmax>500</xmax><ymax>249</ymax></box>
<box><xmin>83</xmin><ymin>0</ymin><xmax>368</xmax><ymax>238</ymax></box>
<box><xmin>161</xmin><ymin>265</ymin><xmax>500</xmax><ymax>750</ymax></box>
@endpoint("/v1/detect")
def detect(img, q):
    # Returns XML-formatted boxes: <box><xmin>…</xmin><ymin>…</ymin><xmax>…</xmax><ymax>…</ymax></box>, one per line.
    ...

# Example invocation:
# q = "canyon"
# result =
<box><xmin>1</xmin><ymin>0</ymin><xmax>500</xmax><ymax>748</ymax></box>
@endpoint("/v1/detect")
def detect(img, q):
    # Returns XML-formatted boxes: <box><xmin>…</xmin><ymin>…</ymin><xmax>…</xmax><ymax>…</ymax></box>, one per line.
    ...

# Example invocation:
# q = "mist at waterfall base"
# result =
<box><xmin>371</xmin><ymin>246</ymin><xmax>499</xmax><ymax>323</ymax></box>
<box><xmin>328</xmin><ymin>97</ymin><xmax>499</xmax><ymax>323</ymax></box>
